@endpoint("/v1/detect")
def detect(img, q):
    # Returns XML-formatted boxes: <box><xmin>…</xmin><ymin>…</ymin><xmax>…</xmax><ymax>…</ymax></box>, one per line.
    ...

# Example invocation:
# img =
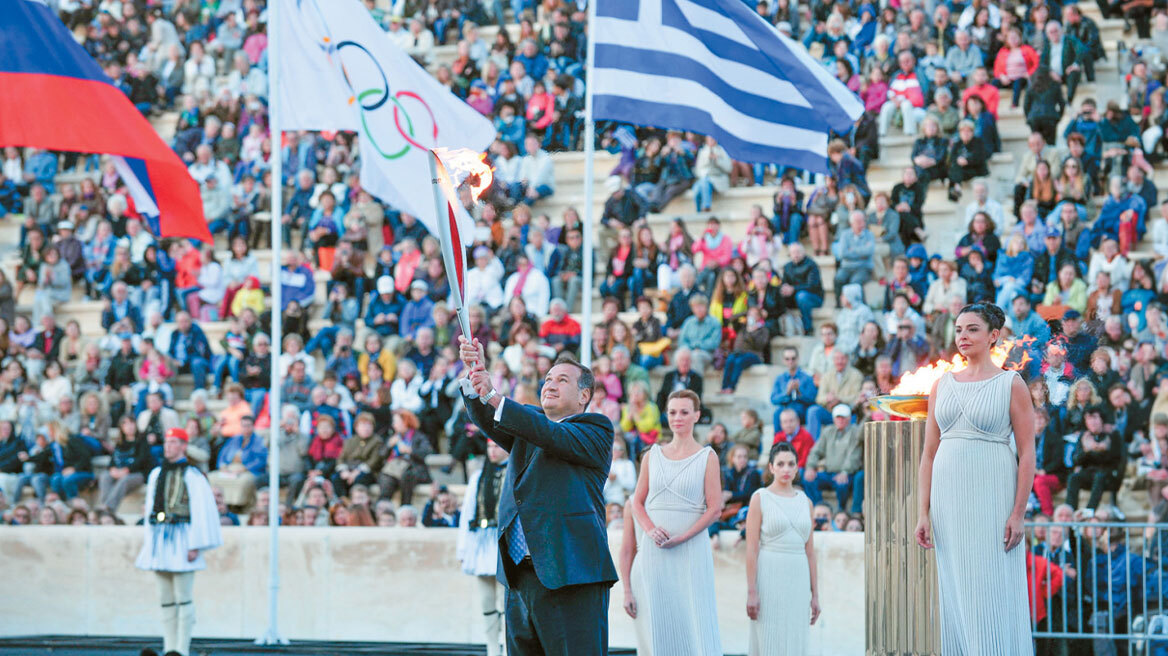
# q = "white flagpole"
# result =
<box><xmin>258</xmin><ymin>0</ymin><xmax>287</xmax><ymax>645</ymax></box>
<box><xmin>579</xmin><ymin>0</ymin><xmax>598</xmax><ymax>368</ymax></box>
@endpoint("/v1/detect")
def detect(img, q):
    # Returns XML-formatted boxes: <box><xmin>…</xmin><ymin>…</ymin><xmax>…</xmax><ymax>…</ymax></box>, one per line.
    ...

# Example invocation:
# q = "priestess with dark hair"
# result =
<box><xmin>916</xmin><ymin>303</ymin><xmax>1037</xmax><ymax>654</ymax></box>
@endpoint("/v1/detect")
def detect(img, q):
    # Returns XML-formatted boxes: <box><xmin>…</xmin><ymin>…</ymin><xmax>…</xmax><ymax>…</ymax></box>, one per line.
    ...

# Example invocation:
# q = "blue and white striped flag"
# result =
<box><xmin>592</xmin><ymin>0</ymin><xmax>864</xmax><ymax>173</ymax></box>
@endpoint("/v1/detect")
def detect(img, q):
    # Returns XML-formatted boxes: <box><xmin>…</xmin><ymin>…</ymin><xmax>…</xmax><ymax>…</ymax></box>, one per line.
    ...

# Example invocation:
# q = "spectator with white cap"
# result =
<box><xmin>802</xmin><ymin>403</ymin><xmax>865</xmax><ymax>514</ymax></box>
<box><xmin>463</xmin><ymin>245</ymin><xmax>504</xmax><ymax>311</ymax></box>
<box><xmin>53</xmin><ymin>220</ymin><xmax>85</xmax><ymax>281</ymax></box>
<box><xmin>365</xmin><ymin>275</ymin><xmax>401</xmax><ymax>338</ymax></box>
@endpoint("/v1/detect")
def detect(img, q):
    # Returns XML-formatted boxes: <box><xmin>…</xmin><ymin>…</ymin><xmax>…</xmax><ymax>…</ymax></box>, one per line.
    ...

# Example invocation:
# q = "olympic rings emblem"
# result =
<box><xmin>335</xmin><ymin>40</ymin><xmax>439</xmax><ymax>160</ymax></box>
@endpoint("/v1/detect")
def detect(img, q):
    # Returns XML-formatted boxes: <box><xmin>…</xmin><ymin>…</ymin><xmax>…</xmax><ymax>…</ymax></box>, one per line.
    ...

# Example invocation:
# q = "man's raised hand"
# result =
<box><xmin>470</xmin><ymin>368</ymin><xmax>494</xmax><ymax>398</ymax></box>
<box><xmin>458</xmin><ymin>336</ymin><xmax>486</xmax><ymax>372</ymax></box>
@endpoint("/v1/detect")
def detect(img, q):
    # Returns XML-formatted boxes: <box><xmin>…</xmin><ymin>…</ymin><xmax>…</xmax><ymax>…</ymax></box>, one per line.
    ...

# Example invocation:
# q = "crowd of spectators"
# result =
<box><xmin>3</xmin><ymin>0</ymin><xmax>1168</xmax><ymax>584</ymax></box>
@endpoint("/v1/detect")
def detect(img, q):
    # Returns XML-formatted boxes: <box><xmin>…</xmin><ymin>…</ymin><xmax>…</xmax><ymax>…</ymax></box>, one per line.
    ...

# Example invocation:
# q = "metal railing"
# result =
<box><xmin>1027</xmin><ymin>520</ymin><xmax>1168</xmax><ymax>655</ymax></box>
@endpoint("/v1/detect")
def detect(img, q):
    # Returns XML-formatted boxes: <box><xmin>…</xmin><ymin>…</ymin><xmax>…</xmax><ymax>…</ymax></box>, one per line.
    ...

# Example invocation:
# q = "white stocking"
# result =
<box><xmin>478</xmin><ymin>575</ymin><xmax>505</xmax><ymax>656</ymax></box>
<box><xmin>173</xmin><ymin>571</ymin><xmax>196</xmax><ymax>656</ymax></box>
<box><xmin>155</xmin><ymin>572</ymin><xmax>178</xmax><ymax>654</ymax></box>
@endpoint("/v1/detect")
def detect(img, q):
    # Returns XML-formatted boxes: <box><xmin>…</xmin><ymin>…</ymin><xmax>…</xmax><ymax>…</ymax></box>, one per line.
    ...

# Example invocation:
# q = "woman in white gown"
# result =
<box><xmin>620</xmin><ymin>498</ymin><xmax>652</xmax><ymax>654</ymax></box>
<box><xmin>629</xmin><ymin>389</ymin><xmax>724</xmax><ymax>656</ymax></box>
<box><xmin>746</xmin><ymin>441</ymin><xmax>819</xmax><ymax>655</ymax></box>
<box><xmin>915</xmin><ymin>302</ymin><xmax>1036</xmax><ymax>655</ymax></box>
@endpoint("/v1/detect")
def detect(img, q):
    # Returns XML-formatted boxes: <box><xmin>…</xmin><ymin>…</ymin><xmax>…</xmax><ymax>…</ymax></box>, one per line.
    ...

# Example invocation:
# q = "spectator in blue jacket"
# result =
<box><xmin>101</xmin><ymin>281</ymin><xmax>144</xmax><ymax>333</ymax></box>
<box><xmin>1100</xmin><ymin>100</ymin><xmax>1140</xmax><ymax>175</ymax></box>
<box><xmin>1093</xmin><ymin>175</ymin><xmax>1148</xmax><ymax>246</ymax></box>
<box><xmin>676</xmin><ymin>293</ymin><xmax>721</xmax><ymax>372</ymax></box>
<box><xmin>771</xmin><ymin>346</ymin><xmax>818</xmax><ymax>428</ymax></box>
<box><xmin>208</xmin><ymin>416</ymin><xmax>268</xmax><ymax>510</ymax></box>
<box><xmin>833</xmin><ymin>211</ymin><xmax>877</xmax><ymax>304</ymax></box>
<box><xmin>828</xmin><ymin>140</ymin><xmax>871</xmax><ymax>201</ymax></box>
<box><xmin>279</xmin><ymin>251</ymin><xmax>316</xmax><ymax>312</ymax></box>
<box><xmin>22</xmin><ymin>149</ymin><xmax>57</xmax><ymax>194</ymax></box>
<box><xmin>1084</xmin><ymin>523</ymin><xmax>1147</xmax><ymax>655</ymax></box>
<box><xmin>493</xmin><ymin>103</ymin><xmax>526</xmax><ymax>146</ymax></box>
<box><xmin>0</xmin><ymin>172</ymin><xmax>21</xmax><ymax>218</ymax></box>
<box><xmin>399</xmin><ymin>280</ymin><xmax>436</xmax><ymax>340</ymax></box>
<box><xmin>282</xmin><ymin>169</ymin><xmax>316</xmax><ymax>245</ymax></box>
<box><xmin>167</xmin><ymin>311</ymin><xmax>212</xmax><ymax>389</ymax></box>
<box><xmin>1063</xmin><ymin>98</ymin><xmax>1103</xmax><ymax>163</ymax></box>
<box><xmin>1007</xmin><ymin>294</ymin><xmax>1052</xmax><ymax>346</ymax></box>
<box><xmin>513</xmin><ymin>39</ymin><xmax>549</xmax><ymax>81</ymax></box>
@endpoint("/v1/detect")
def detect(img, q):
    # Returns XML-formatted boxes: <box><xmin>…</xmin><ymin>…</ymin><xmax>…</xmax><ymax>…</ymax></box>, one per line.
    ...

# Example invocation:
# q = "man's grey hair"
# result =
<box><xmin>397</xmin><ymin>505</ymin><xmax>419</xmax><ymax>520</ymax></box>
<box><xmin>550</xmin><ymin>298</ymin><xmax>568</xmax><ymax>312</ymax></box>
<box><xmin>281</xmin><ymin>404</ymin><xmax>300</xmax><ymax>424</ymax></box>
<box><xmin>554</xmin><ymin>354</ymin><xmax>595</xmax><ymax>403</ymax></box>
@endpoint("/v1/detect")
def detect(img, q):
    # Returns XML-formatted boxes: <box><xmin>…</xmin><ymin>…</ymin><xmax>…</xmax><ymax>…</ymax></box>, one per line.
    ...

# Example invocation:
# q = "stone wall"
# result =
<box><xmin>0</xmin><ymin>526</ymin><xmax>864</xmax><ymax>655</ymax></box>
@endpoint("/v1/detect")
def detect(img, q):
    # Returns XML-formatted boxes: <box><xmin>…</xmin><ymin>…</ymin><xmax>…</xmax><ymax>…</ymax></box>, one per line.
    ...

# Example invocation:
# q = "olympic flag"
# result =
<box><xmin>274</xmin><ymin>0</ymin><xmax>495</xmax><ymax>238</ymax></box>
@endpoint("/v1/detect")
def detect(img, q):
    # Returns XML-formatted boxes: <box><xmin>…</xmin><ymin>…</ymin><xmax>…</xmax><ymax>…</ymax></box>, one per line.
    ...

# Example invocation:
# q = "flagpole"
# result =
<box><xmin>579</xmin><ymin>0</ymin><xmax>598</xmax><ymax>368</ymax></box>
<box><xmin>258</xmin><ymin>0</ymin><xmax>287</xmax><ymax>645</ymax></box>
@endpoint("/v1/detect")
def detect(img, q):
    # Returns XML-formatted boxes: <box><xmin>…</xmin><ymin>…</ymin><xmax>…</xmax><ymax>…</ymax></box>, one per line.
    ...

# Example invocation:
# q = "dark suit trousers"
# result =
<box><xmin>506</xmin><ymin>561</ymin><xmax>610</xmax><ymax>656</ymax></box>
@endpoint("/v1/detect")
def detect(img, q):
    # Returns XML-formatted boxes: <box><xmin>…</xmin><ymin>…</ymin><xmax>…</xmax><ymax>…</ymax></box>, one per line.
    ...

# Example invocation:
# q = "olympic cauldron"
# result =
<box><xmin>864</xmin><ymin>339</ymin><xmax>1033</xmax><ymax>655</ymax></box>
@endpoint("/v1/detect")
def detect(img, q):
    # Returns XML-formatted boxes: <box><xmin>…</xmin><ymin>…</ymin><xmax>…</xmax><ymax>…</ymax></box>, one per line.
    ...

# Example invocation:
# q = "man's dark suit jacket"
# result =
<box><xmin>465</xmin><ymin>394</ymin><xmax>619</xmax><ymax>591</ymax></box>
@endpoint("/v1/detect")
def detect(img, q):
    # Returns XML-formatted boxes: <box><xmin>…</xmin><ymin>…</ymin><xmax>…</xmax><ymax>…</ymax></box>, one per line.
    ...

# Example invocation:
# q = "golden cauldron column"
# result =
<box><xmin>864</xmin><ymin>418</ymin><xmax>941</xmax><ymax>656</ymax></box>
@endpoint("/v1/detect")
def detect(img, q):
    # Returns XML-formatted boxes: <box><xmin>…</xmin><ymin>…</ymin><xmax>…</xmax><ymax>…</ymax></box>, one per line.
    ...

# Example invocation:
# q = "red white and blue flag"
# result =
<box><xmin>0</xmin><ymin>0</ymin><xmax>209</xmax><ymax>241</ymax></box>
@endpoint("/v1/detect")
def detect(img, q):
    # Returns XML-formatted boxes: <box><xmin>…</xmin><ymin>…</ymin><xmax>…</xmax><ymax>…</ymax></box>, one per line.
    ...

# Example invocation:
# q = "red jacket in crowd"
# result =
<box><xmin>308</xmin><ymin>433</ymin><xmax>344</xmax><ymax>463</ymax></box>
<box><xmin>774</xmin><ymin>427</ymin><xmax>815</xmax><ymax>469</ymax></box>
<box><xmin>993</xmin><ymin>45</ymin><xmax>1040</xmax><ymax>83</ymax></box>
<box><xmin>1025</xmin><ymin>551</ymin><xmax>1065</xmax><ymax>624</ymax></box>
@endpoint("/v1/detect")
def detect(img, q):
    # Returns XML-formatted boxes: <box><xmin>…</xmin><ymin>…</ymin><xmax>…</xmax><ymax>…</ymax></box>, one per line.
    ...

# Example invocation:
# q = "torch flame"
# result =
<box><xmin>433</xmin><ymin>147</ymin><xmax>493</xmax><ymax>200</ymax></box>
<box><xmin>889</xmin><ymin>336</ymin><xmax>1036</xmax><ymax>396</ymax></box>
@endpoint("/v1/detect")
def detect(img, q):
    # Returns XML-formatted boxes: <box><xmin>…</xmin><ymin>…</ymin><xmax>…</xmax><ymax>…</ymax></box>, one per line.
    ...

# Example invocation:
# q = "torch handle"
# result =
<box><xmin>456</xmin><ymin>306</ymin><xmax>481</xmax><ymax>400</ymax></box>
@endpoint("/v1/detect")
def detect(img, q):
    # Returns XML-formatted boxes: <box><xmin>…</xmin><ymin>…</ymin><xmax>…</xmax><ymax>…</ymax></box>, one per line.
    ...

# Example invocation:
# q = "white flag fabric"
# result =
<box><xmin>275</xmin><ymin>0</ymin><xmax>495</xmax><ymax>237</ymax></box>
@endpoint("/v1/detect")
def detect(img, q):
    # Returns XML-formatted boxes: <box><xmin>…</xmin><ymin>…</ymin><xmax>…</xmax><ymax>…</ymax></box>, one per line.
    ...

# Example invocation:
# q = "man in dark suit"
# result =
<box><xmin>460</xmin><ymin>336</ymin><xmax>618</xmax><ymax>655</ymax></box>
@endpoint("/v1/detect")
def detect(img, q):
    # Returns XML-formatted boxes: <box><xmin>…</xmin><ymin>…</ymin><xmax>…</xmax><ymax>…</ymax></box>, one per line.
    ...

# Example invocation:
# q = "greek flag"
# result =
<box><xmin>592</xmin><ymin>0</ymin><xmax>864</xmax><ymax>173</ymax></box>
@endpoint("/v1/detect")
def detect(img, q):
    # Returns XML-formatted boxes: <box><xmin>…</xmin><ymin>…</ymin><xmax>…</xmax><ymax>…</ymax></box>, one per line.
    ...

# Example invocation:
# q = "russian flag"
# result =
<box><xmin>0</xmin><ymin>0</ymin><xmax>210</xmax><ymax>241</ymax></box>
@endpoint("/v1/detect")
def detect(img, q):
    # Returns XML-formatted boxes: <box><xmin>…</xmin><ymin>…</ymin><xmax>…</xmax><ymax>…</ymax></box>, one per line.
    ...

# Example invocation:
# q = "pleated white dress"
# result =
<box><xmin>630</xmin><ymin>445</ymin><xmax>722</xmax><ymax>656</ymax></box>
<box><xmin>748</xmin><ymin>488</ymin><xmax>812</xmax><ymax>656</ymax></box>
<box><xmin>931</xmin><ymin>371</ymin><xmax>1033</xmax><ymax>655</ymax></box>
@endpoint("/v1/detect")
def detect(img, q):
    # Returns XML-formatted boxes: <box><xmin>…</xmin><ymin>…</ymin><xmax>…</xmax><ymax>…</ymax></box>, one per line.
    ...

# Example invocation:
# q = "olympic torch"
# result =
<box><xmin>428</xmin><ymin>147</ymin><xmax>493</xmax><ymax>398</ymax></box>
